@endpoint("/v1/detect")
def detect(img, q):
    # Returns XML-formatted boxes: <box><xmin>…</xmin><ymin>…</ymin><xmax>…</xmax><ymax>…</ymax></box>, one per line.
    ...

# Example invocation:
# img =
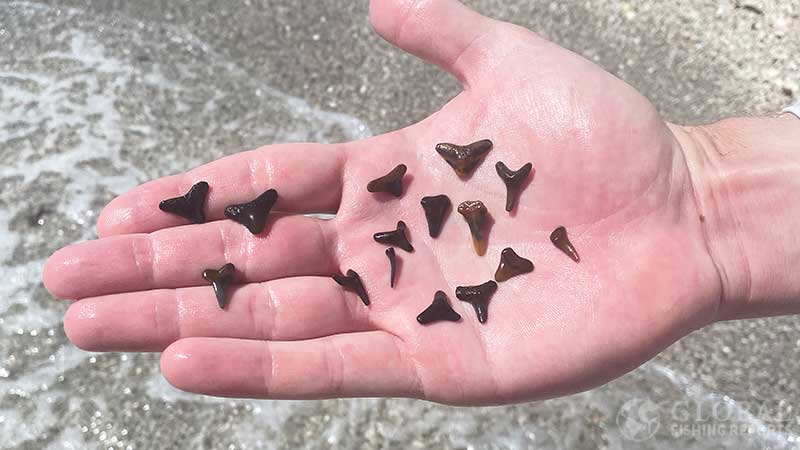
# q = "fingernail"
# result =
<box><xmin>495</xmin><ymin>161</ymin><xmax>533</xmax><ymax>212</ymax></box>
<box><xmin>457</xmin><ymin>200</ymin><xmax>489</xmax><ymax>256</ymax></box>
<box><xmin>202</xmin><ymin>263</ymin><xmax>236</xmax><ymax>309</ymax></box>
<box><xmin>494</xmin><ymin>247</ymin><xmax>534</xmax><ymax>282</ymax></box>
<box><xmin>159</xmin><ymin>181</ymin><xmax>209</xmax><ymax>224</ymax></box>
<box><xmin>550</xmin><ymin>226</ymin><xmax>580</xmax><ymax>263</ymax></box>
<box><xmin>373</xmin><ymin>220</ymin><xmax>414</xmax><ymax>253</ymax></box>
<box><xmin>333</xmin><ymin>269</ymin><xmax>370</xmax><ymax>306</ymax></box>
<box><xmin>417</xmin><ymin>291</ymin><xmax>461</xmax><ymax>324</ymax></box>
<box><xmin>224</xmin><ymin>189</ymin><xmax>278</xmax><ymax>234</ymax></box>
<box><xmin>455</xmin><ymin>280</ymin><xmax>498</xmax><ymax>324</ymax></box>
<box><xmin>435</xmin><ymin>139</ymin><xmax>493</xmax><ymax>178</ymax></box>
<box><xmin>367</xmin><ymin>164</ymin><xmax>407</xmax><ymax>197</ymax></box>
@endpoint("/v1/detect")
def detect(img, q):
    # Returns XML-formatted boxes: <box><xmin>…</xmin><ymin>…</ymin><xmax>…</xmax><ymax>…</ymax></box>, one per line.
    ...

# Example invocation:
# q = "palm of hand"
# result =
<box><xmin>44</xmin><ymin>0</ymin><xmax>721</xmax><ymax>405</ymax></box>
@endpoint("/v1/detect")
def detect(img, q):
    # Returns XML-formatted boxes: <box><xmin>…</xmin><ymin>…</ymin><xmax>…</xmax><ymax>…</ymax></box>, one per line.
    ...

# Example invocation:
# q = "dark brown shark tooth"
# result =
<box><xmin>457</xmin><ymin>200</ymin><xmax>489</xmax><ymax>256</ymax></box>
<box><xmin>416</xmin><ymin>291</ymin><xmax>462</xmax><ymax>324</ymax></box>
<box><xmin>224</xmin><ymin>189</ymin><xmax>278</xmax><ymax>234</ymax></box>
<box><xmin>332</xmin><ymin>269</ymin><xmax>370</xmax><ymax>306</ymax></box>
<box><xmin>494</xmin><ymin>247</ymin><xmax>534</xmax><ymax>282</ymax></box>
<box><xmin>386</xmin><ymin>247</ymin><xmax>397</xmax><ymax>288</ymax></box>
<box><xmin>455</xmin><ymin>280</ymin><xmax>498</xmax><ymax>324</ymax></box>
<box><xmin>550</xmin><ymin>226</ymin><xmax>580</xmax><ymax>263</ymax></box>
<box><xmin>159</xmin><ymin>181</ymin><xmax>209</xmax><ymax>224</ymax></box>
<box><xmin>420</xmin><ymin>194</ymin><xmax>451</xmax><ymax>238</ymax></box>
<box><xmin>373</xmin><ymin>220</ymin><xmax>414</xmax><ymax>253</ymax></box>
<box><xmin>367</xmin><ymin>164</ymin><xmax>407</xmax><ymax>197</ymax></box>
<box><xmin>435</xmin><ymin>139</ymin><xmax>493</xmax><ymax>178</ymax></box>
<box><xmin>202</xmin><ymin>263</ymin><xmax>236</xmax><ymax>309</ymax></box>
<box><xmin>495</xmin><ymin>161</ymin><xmax>533</xmax><ymax>212</ymax></box>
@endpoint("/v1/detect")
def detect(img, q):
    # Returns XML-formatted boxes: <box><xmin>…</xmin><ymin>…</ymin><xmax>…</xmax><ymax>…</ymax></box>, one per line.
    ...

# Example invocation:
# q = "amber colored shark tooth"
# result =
<box><xmin>332</xmin><ymin>269</ymin><xmax>370</xmax><ymax>306</ymax></box>
<box><xmin>373</xmin><ymin>221</ymin><xmax>414</xmax><ymax>253</ymax></box>
<box><xmin>494</xmin><ymin>247</ymin><xmax>534</xmax><ymax>282</ymax></box>
<box><xmin>435</xmin><ymin>139</ymin><xmax>493</xmax><ymax>178</ymax></box>
<box><xmin>457</xmin><ymin>200</ymin><xmax>489</xmax><ymax>256</ymax></box>
<box><xmin>550</xmin><ymin>226</ymin><xmax>580</xmax><ymax>263</ymax></box>
<box><xmin>420</xmin><ymin>194</ymin><xmax>451</xmax><ymax>238</ymax></box>
<box><xmin>224</xmin><ymin>189</ymin><xmax>278</xmax><ymax>234</ymax></box>
<box><xmin>367</xmin><ymin>164</ymin><xmax>407</xmax><ymax>197</ymax></box>
<box><xmin>417</xmin><ymin>291</ymin><xmax>462</xmax><ymax>324</ymax></box>
<box><xmin>202</xmin><ymin>263</ymin><xmax>236</xmax><ymax>309</ymax></box>
<box><xmin>159</xmin><ymin>181</ymin><xmax>209</xmax><ymax>224</ymax></box>
<box><xmin>386</xmin><ymin>247</ymin><xmax>397</xmax><ymax>288</ymax></box>
<box><xmin>495</xmin><ymin>161</ymin><xmax>533</xmax><ymax>212</ymax></box>
<box><xmin>455</xmin><ymin>280</ymin><xmax>498</xmax><ymax>324</ymax></box>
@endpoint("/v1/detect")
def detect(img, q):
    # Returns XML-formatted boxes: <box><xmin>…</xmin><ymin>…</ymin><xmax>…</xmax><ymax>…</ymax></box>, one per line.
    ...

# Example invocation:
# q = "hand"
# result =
<box><xmin>44</xmin><ymin>0</ymin><xmax>726</xmax><ymax>405</ymax></box>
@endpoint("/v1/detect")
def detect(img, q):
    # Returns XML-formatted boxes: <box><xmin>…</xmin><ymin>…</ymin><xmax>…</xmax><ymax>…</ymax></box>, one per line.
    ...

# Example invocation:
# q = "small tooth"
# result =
<box><xmin>417</xmin><ymin>291</ymin><xmax>461</xmax><ymax>324</ymax></box>
<box><xmin>332</xmin><ymin>269</ymin><xmax>370</xmax><ymax>306</ymax></box>
<box><xmin>224</xmin><ymin>189</ymin><xmax>278</xmax><ymax>234</ymax></box>
<box><xmin>367</xmin><ymin>164</ymin><xmax>407</xmax><ymax>197</ymax></box>
<box><xmin>494</xmin><ymin>247</ymin><xmax>534</xmax><ymax>282</ymax></box>
<box><xmin>420</xmin><ymin>194</ymin><xmax>451</xmax><ymax>238</ymax></box>
<box><xmin>457</xmin><ymin>200</ymin><xmax>490</xmax><ymax>256</ymax></box>
<box><xmin>495</xmin><ymin>161</ymin><xmax>533</xmax><ymax>212</ymax></box>
<box><xmin>385</xmin><ymin>247</ymin><xmax>397</xmax><ymax>288</ymax></box>
<box><xmin>159</xmin><ymin>181</ymin><xmax>209</xmax><ymax>224</ymax></box>
<box><xmin>550</xmin><ymin>226</ymin><xmax>580</xmax><ymax>263</ymax></box>
<box><xmin>455</xmin><ymin>280</ymin><xmax>498</xmax><ymax>323</ymax></box>
<box><xmin>435</xmin><ymin>139</ymin><xmax>493</xmax><ymax>178</ymax></box>
<box><xmin>373</xmin><ymin>221</ymin><xmax>414</xmax><ymax>253</ymax></box>
<box><xmin>202</xmin><ymin>263</ymin><xmax>236</xmax><ymax>309</ymax></box>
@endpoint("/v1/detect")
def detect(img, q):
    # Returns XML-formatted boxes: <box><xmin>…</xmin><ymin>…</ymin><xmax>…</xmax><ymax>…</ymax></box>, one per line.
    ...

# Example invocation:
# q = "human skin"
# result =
<box><xmin>42</xmin><ymin>0</ymin><xmax>800</xmax><ymax>405</ymax></box>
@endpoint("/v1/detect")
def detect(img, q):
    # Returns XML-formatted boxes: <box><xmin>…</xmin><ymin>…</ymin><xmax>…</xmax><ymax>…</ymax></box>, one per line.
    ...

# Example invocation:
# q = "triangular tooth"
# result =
<box><xmin>455</xmin><ymin>280</ymin><xmax>498</xmax><ymax>323</ymax></box>
<box><xmin>159</xmin><ymin>181</ymin><xmax>209</xmax><ymax>224</ymax></box>
<box><xmin>435</xmin><ymin>139</ymin><xmax>493</xmax><ymax>178</ymax></box>
<box><xmin>494</xmin><ymin>247</ymin><xmax>534</xmax><ymax>282</ymax></box>
<box><xmin>420</xmin><ymin>195</ymin><xmax>451</xmax><ymax>238</ymax></box>
<box><xmin>373</xmin><ymin>221</ymin><xmax>414</xmax><ymax>252</ymax></box>
<box><xmin>417</xmin><ymin>291</ymin><xmax>461</xmax><ymax>324</ymax></box>
<box><xmin>333</xmin><ymin>269</ymin><xmax>370</xmax><ymax>306</ymax></box>
<box><xmin>224</xmin><ymin>189</ymin><xmax>278</xmax><ymax>234</ymax></box>
<box><xmin>367</xmin><ymin>164</ymin><xmax>407</xmax><ymax>197</ymax></box>
<box><xmin>202</xmin><ymin>263</ymin><xmax>236</xmax><ymax>309</ymax></box>
<box><xmin>495</xmin><ymin>161</ymin><xmax>533</xmax><ymax>212</ymax></box>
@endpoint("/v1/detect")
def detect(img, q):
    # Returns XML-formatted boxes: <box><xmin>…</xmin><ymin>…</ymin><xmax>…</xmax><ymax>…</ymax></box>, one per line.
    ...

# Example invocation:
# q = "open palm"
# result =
<box><xmin>44</xmin><ymin>0</ymin><xmax>721</xmax><ymax>405</ymax></box>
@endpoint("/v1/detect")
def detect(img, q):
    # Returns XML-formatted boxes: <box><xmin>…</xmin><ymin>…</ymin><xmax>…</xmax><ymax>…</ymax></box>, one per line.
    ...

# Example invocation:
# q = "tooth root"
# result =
<box><xmin>420</xmin><ymin>194</ymin><xmax>452</xmax><ymax>238</ymax></box>
<box><xmin>333</xmin><ymin>269</ymin><xmax>370</xmax><ymax>306</ymax></box>
<box><xmin>455</xmin><ymin>281</ymin><xmax>498</xmax><ymax>323</ymax></box>
<box><xmin>159</xmin><ymin>181</ymin><xmax>209</xmax><ymax>224</ymax></box>
<box><xmin>494</xmin><ymin>247</ymin><xmax>534</xmax><ymax>282</ymax></box>
<box><xmin>367</xmin><ymin>164</ymin><xmax>407</xmax><ymax>197</ymax></box>
<box><xmin>202</xmin><ymin>263</ymin><xmax>236</xmax><ymax>309</ymax></box>
<box><xmin>435</xmin><ymin>139</ymin><xmax>493</xmax><ymax>178</ymax></box>
<box><xmin>373</xmin><ymin>220</ymin><xmax>414</xmax><ymax>252</ymax></box>
<box><xmin>457</xmin><ymin>200</ymin><xmax>489</xmax><ymax>256</ymax></box>
<box><xmin>550</xmin><ymin>226</ymin><xmax>580</xmax><ymax>263</ymax></box>
<box><xmin>417</xmin><ymin>291</ymin><xmax>461</xmax><ymax>324</ymax></box>
<box><xmin>495</xmin><ymin>161</ymin><xmax>533</xmax><ymax>212</ymax></box>
<box><xmin>224</xmin><ymin>189</ymin><xmax>278</xmax><ymax>234</ymax></box>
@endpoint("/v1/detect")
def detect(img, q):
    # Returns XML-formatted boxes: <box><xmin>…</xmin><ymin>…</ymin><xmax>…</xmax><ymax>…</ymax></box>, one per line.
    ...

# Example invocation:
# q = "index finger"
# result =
<box><xmin>97</xmin><ymin>142</ymin><xmax>346</xmax><ymax>237</ymax></box>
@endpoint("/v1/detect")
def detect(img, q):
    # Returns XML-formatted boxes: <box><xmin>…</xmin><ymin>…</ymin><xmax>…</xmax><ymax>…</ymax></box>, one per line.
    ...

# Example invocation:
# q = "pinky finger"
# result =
<box><xmin>160</xmin><ymin>333</ymin><xmax>421</xmax><ymax>400</ymax></box>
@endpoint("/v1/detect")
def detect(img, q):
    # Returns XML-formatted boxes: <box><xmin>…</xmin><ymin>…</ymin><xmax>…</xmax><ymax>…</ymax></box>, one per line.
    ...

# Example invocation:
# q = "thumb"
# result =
<box><xmin>369</xmin><ymin>0</ymin><xmax>511</xmax><ymax>87</ymax></box>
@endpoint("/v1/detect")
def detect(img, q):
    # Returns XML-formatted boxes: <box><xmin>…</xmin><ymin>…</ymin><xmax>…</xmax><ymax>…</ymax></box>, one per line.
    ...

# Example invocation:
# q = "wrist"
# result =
<box><xmin>670</xmin><ymin>115</ymin><xmax>800</xmax><ymax>320</ymax></box>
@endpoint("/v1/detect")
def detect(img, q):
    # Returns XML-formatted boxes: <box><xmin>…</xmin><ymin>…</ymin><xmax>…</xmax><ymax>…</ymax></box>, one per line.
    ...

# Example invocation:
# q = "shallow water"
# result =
<box><xmin>2</xmin><ymin>1</ymin><xmax>799</xmax><ymax>449</ymax></box>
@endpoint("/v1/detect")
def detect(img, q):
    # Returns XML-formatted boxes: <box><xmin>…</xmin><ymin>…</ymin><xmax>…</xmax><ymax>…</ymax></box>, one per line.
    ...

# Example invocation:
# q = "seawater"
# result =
<box><xmin>0</xmin><ymin>2</ymin><xmax>796</xmax><ymax>449</ymax></box>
